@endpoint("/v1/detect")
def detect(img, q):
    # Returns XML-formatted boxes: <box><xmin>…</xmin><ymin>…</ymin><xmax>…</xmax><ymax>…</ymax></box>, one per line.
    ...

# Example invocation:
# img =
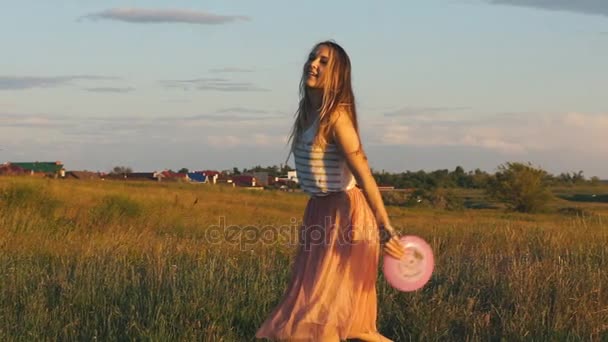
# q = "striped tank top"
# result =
<box><xmin>293</xmin><ymin>117</ymin><xmax>357</xmax><ymax>196</ymax></box>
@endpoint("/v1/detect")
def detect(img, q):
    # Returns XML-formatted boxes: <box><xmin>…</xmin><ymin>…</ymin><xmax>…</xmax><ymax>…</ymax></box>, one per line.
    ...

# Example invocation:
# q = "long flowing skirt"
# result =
<box><xmin>255</xmin><ymin>187</ymin><xmax>392</xmax><ymax>341</ymax></box>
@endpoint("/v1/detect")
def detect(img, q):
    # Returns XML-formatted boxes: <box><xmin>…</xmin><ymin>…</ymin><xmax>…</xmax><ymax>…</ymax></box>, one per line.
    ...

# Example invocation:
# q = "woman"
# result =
<box><xmin>256</xmin><ymin>40</ymin><xmax>405</xmax><ymax>342</ymax></box>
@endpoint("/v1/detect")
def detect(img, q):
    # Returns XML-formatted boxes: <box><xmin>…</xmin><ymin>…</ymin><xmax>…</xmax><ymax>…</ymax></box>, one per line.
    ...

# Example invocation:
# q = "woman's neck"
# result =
<box><xmin>308</xmin><ymin>88</ymin><xmax>323</xmax><ymax>112</ymax></box>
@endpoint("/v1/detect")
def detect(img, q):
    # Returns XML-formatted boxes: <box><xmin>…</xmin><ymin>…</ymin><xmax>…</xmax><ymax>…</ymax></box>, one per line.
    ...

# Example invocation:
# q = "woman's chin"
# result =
<box><xmin>305</xmin><ymin>82</ymin><xmax>321</xmax><ymax>90</ymax></box>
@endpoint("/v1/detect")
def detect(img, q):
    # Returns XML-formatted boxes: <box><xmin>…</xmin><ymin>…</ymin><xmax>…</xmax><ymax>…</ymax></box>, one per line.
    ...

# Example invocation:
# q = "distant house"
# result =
<box><xmin>287</xmin><ymin>171</ymin><xmax>298</xmax><ymax>183</ymax></box>
<box><xmin>151</xmin><ymin>171</ymin><xmax>166</xmax><ymax>182</ymax></box>
<box><xmin>125</xmin><ymin>172</ymin><xmax>157</xmax><ymax>181</ymax></box>
<box><xmin>103</xmin><ymin>172</ymin><xmax>160</xmax><ymax>182</ymax></box>
<box><xmin>272</xmin><ymin>178</ymin><xmax>298</xmax><ymax>190</ymax></box>
<box><xmin>0</xmin><ymin>163</ymin><xmax>26</xmax><ymax>176</ymax></box>
<box><xmin>65</xmin><ymin>171</ymin><xmax>101</xmax><ymax>180</ymax></box>
<box><xmin>199</xmin><ymin>170</ymin><xmax>220</xmax><ymax>184</ymax></box>
<box><xmin>159</xmin><ymin>170</ymin><xmax>188</xmax><ymax>182</ymax></box>
<box><xmin>200</xmin><ymin>170</ymin><xmax>221</xmax><ymax>177</ymax></box>
<box><xmin>274</xmin><ymin>170</ymin><xmax>299</xmax><ymax>187</ymax></box>
<box><xmin>252</xmin><ymin>172</ymin><xmax>269</xmax><ymax>187</ymax></box>
<box><xmin>187</xmin><ymin>172</ymin><xmax>208</xmax><ymax>183</ymax></box>
<box><xmin>232</xmin><ymin>175</ymin><xmax>256</xmax><ymax>187</ymax></box>
<box><xmin>8</xmin><ymin>161</ymin><xmax>65</xmax><ymax>178</ymax></box>
<box><xmin>103</xmin><ymin>173</ymin><xmax>127</xmax><ymax>181</ymax></box>
<box><xmin>216</xmin><ymin>173</ymin><xmax>235</xmax><ymax>185</ymax></box>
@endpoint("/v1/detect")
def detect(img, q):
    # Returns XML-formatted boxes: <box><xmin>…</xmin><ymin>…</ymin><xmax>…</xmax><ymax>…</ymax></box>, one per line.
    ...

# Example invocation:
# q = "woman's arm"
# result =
<box><xmin>331</xmin><ymin>111</ymin><xmax>404</xmax><ymax>259</ymax></box>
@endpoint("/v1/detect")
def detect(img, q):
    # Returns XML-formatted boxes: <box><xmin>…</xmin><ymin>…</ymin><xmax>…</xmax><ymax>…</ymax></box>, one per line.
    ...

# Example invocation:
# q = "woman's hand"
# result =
<box><xmin>381</xmin><ymin>225</ymin><xmax>405</xmax><ymax>259</ymax></box>
<box><xmin>384</xmin><ymin>235</ymin><xmax>405</xmax><ymax>260</ymax></box>
<box><xmin>330</xmin><ymin>110</ymin><xmax>406</xmax><ymax>260</ymax></box>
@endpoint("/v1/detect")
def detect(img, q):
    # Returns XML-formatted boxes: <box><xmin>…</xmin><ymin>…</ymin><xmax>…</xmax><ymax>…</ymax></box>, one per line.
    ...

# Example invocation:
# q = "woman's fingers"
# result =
<box><xmin>384</xmin><ymin>247</ymin><xmax>403</xmax><ymax>260</ymax></box>
<box><xmin>384</xmin><ymin>237</ymin><xmax>405</xmax><ymax>259</ymax></box>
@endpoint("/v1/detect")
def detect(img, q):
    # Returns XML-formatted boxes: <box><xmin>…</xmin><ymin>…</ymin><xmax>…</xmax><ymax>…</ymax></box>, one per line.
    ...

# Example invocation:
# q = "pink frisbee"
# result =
<box><xmin>383</xmin><ymin>235</ymin><xmax>434</xmax><ymax>292</ymax></box>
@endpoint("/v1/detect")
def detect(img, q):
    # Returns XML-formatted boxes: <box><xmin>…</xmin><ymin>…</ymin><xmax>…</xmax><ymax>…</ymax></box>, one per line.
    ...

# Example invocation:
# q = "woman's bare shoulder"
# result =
<box><xmin>331</xmin><ymin>106</ymin><xmax>354</xmax><ymax>129</ymax></box>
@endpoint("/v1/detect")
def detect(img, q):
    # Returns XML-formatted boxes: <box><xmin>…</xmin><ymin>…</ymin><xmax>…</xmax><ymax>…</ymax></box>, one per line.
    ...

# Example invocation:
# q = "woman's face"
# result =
<box><xmin>304</xmin><ymin>45</ymin><xmax>330</xmax><ymax>89</ymax></box>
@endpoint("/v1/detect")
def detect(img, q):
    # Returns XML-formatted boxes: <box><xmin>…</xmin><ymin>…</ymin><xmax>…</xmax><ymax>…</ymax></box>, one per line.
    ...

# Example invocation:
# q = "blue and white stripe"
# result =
<box><xmin>293</xmin><ymin>119</ymin><xmax>356</xmax><ymax>196</ymax></box>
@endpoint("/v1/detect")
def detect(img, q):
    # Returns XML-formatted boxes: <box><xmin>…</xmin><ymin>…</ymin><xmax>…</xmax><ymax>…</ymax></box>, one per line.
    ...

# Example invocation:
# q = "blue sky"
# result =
<box><xmin>1</xmin><ymin>0</ymin><xmax>607</xmax><ymax>178</ymax></box>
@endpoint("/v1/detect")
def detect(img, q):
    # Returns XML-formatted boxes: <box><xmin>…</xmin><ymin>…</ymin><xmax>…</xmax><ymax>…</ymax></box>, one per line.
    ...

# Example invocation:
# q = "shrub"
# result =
<box><xmin>487</xmin><ymin>162</ymin><xmax>552</xmax><ymax>213</ymax></box>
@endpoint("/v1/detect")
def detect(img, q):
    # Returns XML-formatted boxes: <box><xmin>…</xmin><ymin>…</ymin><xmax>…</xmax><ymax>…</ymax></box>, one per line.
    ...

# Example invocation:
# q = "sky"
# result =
<box><xmin>1</xmin><ymin>0</ymin><xmax>607</xmax><ymax>178</ymax></box>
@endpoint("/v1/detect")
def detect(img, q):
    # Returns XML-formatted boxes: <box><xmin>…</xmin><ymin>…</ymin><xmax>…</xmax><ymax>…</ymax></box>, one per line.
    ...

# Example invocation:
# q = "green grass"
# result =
<box><xmin>0</xmin><ymin>177</ymin><xmax>607</xmax><ymax>341</ymax></box>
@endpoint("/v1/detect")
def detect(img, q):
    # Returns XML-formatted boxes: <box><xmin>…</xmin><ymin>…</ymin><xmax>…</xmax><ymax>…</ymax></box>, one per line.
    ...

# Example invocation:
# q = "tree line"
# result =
<box><xmin>236</xmin><ymin>162</ymin><xmax>604</xmax><ymax>213</ymax></box>
<box><xmin>111</xmin><ymin>163</ymin><xmax>601</xmax><ymax>189</ymax></box>
<box><xmin>372</xmin><ymin>165</ymin><xmax>602</xmax><ymax>190</ymax></box>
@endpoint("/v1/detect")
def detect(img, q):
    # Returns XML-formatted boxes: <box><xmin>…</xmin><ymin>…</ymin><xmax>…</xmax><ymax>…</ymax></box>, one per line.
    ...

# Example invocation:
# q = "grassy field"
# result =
<box><xmin>1</xmin><ymin>177</ymin><xmax>607</xmax><ymax>341</ymax></box>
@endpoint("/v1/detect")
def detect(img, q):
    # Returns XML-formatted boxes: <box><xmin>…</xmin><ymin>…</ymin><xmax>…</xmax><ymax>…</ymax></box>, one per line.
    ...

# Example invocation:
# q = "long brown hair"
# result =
<box><xmin>286</xmin><ymin>40</ymin><xmax>359</xmax><ymax>163</ymax></box>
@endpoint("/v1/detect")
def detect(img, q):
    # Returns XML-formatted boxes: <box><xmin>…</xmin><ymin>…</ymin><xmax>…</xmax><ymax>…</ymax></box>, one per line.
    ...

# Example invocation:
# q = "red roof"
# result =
<box><xmin>0</xmin><ymin>164</ymin><xmax>26</xmax><ymax>175</ymax></box>
<box><xmin>161</xmin><ymin>171</ymin><xmax>188</xmax><ymax>178</ymax></box>
<box><xmin>232</xmin><ymin>175</ymin><xmax>256</xmax><ymax>186</ymax></box>
<box><xmin>199</xmin><ymin>170</ymin><xmax>221</xmax><ymax>176</ymax></box>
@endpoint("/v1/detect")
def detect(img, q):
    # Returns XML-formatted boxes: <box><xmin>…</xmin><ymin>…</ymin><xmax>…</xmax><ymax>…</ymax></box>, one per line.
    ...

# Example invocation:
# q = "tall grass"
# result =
<box><xmin>0</xmin><ymin>177</ymin><xmax>607</xmax><ymax>340</ymax></box>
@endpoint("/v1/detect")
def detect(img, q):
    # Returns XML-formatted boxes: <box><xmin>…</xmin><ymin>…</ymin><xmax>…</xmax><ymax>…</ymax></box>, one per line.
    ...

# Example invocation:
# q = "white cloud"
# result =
<box><xmin>2</xmin><ymin>110</ymin><xmax>605</xmax><ymax>177</ymax></box>
<box><xmin>460</xmin><ymin>134</ymin><xmax>526</xmax><ymax>154</ymax></box>
<box><xmin>0</xmin><ymin>113</ymin><xmax>69</xmax><ymax>127</ymax></box>
<box><xmin>488</xmin><ymin>0</ymin><xmax>608</xmax><ymax>17</ymax></box>
<box><xmin>215</xmin><ymin>107</ymin><xmax>268</xmax><ymax>114</ymax></box>
<box><xmin>209</xmin><ymin>67</ymin><xmax>254</xmax><ymax>73</ymax></box>
<box><xmin>205</xmin><ymin>134</ymin><xmax>287</xmax><ymax>148</ymax></box>
<box><xmin>84</xmin><ymin>87</ymin><xmax>135</xmax><ymax>93</ymax></box>
<box><xmin>206</xmin><ymin>135</ymin><xmax>241</xmax><ymax>148</ymax></box>
<box><xmin>82</xmin><ymin>8</ymin><xmax>250</xmax><ymax>25</ymax></box>
<box><xmin>252</xmin><ymin>134</ymin><xmax>288</xmax><ymax>146</ymax></box>
<box><xmin>367</xmin><ymin>111</ymin><xmax>608</xmax><ymax>155</ymax></box>
<box><xmin>380</xmin><ymin>125</ymin><xmax>411</xmax><ymax>145</ymax></box>
<box><xmin>384</xmin><ymin>106</ymin><xmax>471</xmax><ymax>119</ymax></box>
<box><xmin>160</xmin><ymin>78</ymin><xmax>268</xmax><ymax>92</ymax></box>
<box><xmin>0</xmin><ymin>75</ymin><xmax>119</xmax><ymax>90</ymax></box>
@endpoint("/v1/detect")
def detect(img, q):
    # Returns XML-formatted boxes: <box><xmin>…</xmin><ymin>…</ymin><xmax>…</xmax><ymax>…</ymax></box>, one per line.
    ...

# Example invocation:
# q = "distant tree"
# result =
<box><xmin>487</xmin><ymin>162</ymin><xmax>552</xmax><ymax>213</ymax></box>
<box><xmin>178</xmin><ymin>168</ymin><xmax>189</xmax><ymax>174</ymax></box>
<box><xmin>471</xmin><ymin>168</ymin><xmax>491</xmax><ymax>189</ymax></box>
<box><xmin>279</xmin><ymin>164</ymin><xmax>294</xmax><ymax>177</ymax></box>
<box><xmin>111</xmin><ymin>166</ymin><xmax>132</xmax><ymax>174</ymax></box>
<box><xmin>451</xmin><ymin>166</ymin><xmax>474</xmax><ymax>188</ymax></box>
<box><xmin>573</xmin><ymin>170</ymin><xmax>586</xmax><ymax>184</ymax></box>
<box><xmin>244</xmin><ymin>164</ymin><xmax>289</xmax><ymax>178</ymax></box>
<box><xmin>429</xmin><ymin>169</ymin><xmax>453</xmax><ymax>187</ymax></box>
<box><xmin>232</xmin><ymin>167</ymin><xmax>241</xmax><ymax>175</ymax></box>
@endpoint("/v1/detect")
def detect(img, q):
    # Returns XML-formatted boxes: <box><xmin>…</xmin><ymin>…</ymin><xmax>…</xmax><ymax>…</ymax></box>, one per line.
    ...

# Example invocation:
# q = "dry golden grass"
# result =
<box><xmin>0</xmin><ymin>176</ymin><xmax>607</xmax><ymax>340</ymax></box>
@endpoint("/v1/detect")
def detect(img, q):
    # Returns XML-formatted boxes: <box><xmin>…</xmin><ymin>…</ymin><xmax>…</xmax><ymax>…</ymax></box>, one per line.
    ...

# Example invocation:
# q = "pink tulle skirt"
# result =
<box><xmin>255</xmin><ymin>187</ymin><xmax>392</xmax><ymax>341</ymax></box>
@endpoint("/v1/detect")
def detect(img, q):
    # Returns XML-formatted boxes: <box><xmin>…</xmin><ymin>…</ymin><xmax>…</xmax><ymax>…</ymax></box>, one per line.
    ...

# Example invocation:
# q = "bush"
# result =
<box><xmin>428</xmin><ymin>188</ymin><xmax>465</xmax><ymax>211</ymax></box>
<box><xmin>392</xmin><ymin>188</ymin><xmax>464</xmax><ymax>210</ymax></box>
<box><xmin>487</xmin><ymin>162</ymin><xmax>552</xmax><ymax>213</ymax></box>
<box><xmin>409</xmin><ymin>188</ymin><xmax>465</xmax><ymax>210</ymax></box>
<box><xmin>381</xmin><ymin>191</ymin><xmax>411</xmax><ymax>206</ymax></box>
